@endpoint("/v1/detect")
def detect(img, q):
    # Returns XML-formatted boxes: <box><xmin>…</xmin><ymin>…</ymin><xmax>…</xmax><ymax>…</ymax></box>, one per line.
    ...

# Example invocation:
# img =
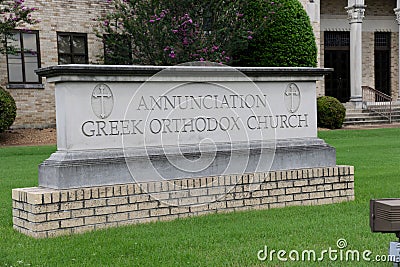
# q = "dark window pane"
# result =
<box><xmin>72</xmin><ymin>36</ymin><xmax>86</xmax><ymax>54</ymax></box>
<box><xmin>7</xmin><ymin>30</ymin><xmax>40</xmax><ymax>84</ymax></box>
<box><xmin>58</xmin><ymin>35</ymin><xmax>71</xmax><ymax>54</ymax></box>
<box><xmin>59</xmin><ymin>55</ymin><xmax>72</xmax><ymax>64</ymax></box>
<box><xmin>57</xmin><ymin>33</ymin><xmax>88</xmax><ymax>65</ymax></box>
<box><xmin>73</xmin><ymin>55</ymin><xmax>86</xmax><ymax>64</ymax></box>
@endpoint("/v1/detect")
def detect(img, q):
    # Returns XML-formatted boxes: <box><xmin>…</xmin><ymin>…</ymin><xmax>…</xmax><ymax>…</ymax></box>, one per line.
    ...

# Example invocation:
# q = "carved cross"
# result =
<box><xmin>285</xmin><ymin>84</ymin><xmax>299</xmax><ymax>113</ymax></box>
<box><xmin>92</xmin><ymin>85</ymin><xmax>112</xmax><ymax>119</ymax></box>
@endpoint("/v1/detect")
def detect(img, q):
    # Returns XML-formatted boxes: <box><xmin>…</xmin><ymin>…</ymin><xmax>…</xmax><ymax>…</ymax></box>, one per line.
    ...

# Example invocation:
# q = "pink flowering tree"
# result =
<box><xmin>97</xmin><ymin>0</ymin><xmax>261</xmax><ymax>65</ymax></box>
<box><xmin>0</xmin><ymin>0</ymin><xmax>38</xmax><ymax>54</ymax></box>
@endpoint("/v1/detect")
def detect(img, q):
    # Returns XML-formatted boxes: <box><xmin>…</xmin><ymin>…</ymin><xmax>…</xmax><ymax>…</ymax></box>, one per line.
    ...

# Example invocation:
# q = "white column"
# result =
<box><xmin>394</xmin><ymin>1</ymin><xmax>400</xmax><ymax>101</ymax></box>
<box><xmin>345</xmin><ymin>0</ymin><xmax>366</xmax><ymax>108</ymax></box>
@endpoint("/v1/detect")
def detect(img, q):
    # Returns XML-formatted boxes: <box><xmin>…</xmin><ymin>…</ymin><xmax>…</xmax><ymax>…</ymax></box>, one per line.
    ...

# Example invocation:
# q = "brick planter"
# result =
<box><xmin>13</xmin><ymin>166</ymin><xmax>354</xmax><ymax>238</ymax></box>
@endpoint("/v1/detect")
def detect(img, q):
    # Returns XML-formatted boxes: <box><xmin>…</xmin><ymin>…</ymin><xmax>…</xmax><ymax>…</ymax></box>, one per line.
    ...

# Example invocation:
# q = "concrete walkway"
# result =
<box><xmin>342</xmin><ymin>122</ymin><xmax>400</xmax><ymax>130</ymax></box>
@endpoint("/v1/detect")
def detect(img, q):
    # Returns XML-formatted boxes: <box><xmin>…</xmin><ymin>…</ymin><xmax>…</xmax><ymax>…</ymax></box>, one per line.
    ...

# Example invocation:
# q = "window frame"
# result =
<box><xmin>6</xmin><ymin>30</ymin><xmax>42</xmax><ymax>85</ymax></box>
<box><xmin>57</xmin><ymin>32</ymin><xmax>89</xmax><ymax>65</ymax></box>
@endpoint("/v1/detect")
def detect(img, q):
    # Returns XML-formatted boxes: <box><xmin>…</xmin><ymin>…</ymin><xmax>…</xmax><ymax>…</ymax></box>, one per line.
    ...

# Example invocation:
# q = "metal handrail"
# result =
<box><xmin>362</xmin><ymin>86</ymin><xmax>392</xmax><ymax>123</ymax></box>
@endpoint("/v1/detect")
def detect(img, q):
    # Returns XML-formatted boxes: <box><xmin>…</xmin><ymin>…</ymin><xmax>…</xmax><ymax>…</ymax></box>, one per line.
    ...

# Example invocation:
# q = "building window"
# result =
<box><xmin>324</xmin><ymin>31</ymin><xmax>350</xmax><ymax>49</ymax></box>
<box><xmin>374</xmin><ymin>32</ymin><xmax>391</xmax><ymax>95</ymax></box>
<box><xmin>7</xmin><ymin>31</ymin><xmax>41</xmax><ymax>84</ymax></box>
<box><xmin>57</xmin><ymin>32</ymin><xmax>88</xmax><ymax>64</ymax></box>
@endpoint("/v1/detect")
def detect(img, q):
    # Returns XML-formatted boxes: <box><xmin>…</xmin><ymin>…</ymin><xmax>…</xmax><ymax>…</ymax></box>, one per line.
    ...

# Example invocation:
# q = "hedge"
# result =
<box><xmin>0</xmin><ymin>87</ymin><xmax>16</xmax><ymax>133</ymax></box>
<box><xmin>317</xmin><ymin>96</ymin><xmax>346</xmax><ymax>129</ymax></box>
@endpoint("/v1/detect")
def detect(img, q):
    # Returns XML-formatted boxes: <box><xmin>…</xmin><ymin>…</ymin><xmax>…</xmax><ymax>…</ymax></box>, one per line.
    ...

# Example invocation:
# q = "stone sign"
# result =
<box><xmin>36</xmin><ymin>65</ymin><xmax>334</xmax><ymax>188</ymax></box>
<box><xmin>12</xmin><ymin>65</ymin><xmax>357</xmax><ymax>239</ymax></box>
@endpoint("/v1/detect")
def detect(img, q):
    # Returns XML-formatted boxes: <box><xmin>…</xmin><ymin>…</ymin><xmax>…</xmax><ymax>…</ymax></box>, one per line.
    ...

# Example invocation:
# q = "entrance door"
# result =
<box><xmin>374</xmin><ymin>32</ymin><xmax>391</xmax><ymax>96</ymax></box>
<box><xmin>324</xmin><ymin>32</ymin><xmax>351</xmax><ymax>103</ymax></box>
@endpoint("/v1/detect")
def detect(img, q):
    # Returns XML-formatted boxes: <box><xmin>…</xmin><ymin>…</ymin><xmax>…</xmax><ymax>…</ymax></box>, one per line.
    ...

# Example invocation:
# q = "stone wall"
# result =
<box><xmin>13</xmin><ymin>166</ymin><xmax>354</xmax><ymax>238</ymax></box>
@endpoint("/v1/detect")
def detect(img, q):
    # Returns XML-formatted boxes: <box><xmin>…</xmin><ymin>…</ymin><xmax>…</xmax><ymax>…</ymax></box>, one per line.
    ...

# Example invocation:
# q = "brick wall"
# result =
<box><xmin>391</xmin><ymin>32</ymin><xmax>399</xmax><ymax>100</ymax></box>
<box><xmin>321</xmin><ymin>0</ymin><xmax>347</xmax><ymax>16</ymax></box>
<box><xmin>321</xmin><ymin>0</ymin><xmax>396</xmax><ymax>16</ymax></box>
<box><xmin>13</xmin><ymin>166</ymin><xmax>354</xmax><ymax>238</ymax></box>
<box><xmin>367</xmin><ymin>0</ymin><xmax>396</xmax><ymax>17</ymax></box>
<box><xmin>362</xmin><ymin>32</ymin><xmax>375</xmax><ymax>89</ymax></box>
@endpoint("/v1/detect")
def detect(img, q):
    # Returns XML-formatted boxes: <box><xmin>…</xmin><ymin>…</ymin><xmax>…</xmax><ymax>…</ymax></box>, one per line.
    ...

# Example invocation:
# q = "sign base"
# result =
<box><xmin>13</xmin><ymin>165</ymin><xmax>354</xmax><ymax>238</ymax></box>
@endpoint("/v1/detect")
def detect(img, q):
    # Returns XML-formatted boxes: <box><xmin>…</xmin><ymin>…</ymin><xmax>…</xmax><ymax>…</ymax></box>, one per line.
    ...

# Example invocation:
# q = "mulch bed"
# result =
<box><xmin>0</xmin><ymin>128</ymin><xmax>57</xmax><ymax>147</ymax></box>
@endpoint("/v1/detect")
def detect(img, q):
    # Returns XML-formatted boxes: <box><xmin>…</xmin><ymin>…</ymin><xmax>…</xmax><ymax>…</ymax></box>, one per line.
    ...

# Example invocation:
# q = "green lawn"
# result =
<box><xmin>1</xmin><ymin>128</ymin><xmax>400</xmax><ymax>266</ymax></box>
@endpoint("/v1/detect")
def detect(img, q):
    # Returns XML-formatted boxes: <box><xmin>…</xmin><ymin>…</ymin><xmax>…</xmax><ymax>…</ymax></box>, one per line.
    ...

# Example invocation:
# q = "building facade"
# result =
<box><xmin>320</xmin><ymin>0</ymin><xmax>399</xmax><ymax>107</ymax></box>
<box><xmin>1</xmin><ymin>0</ymin><xmax>399</xmax><ymax>128</ymax></box>
<box><xmin>0</xmin><ymin>0</ymin><xmax>109</xmax><ymax>128</ymax></box>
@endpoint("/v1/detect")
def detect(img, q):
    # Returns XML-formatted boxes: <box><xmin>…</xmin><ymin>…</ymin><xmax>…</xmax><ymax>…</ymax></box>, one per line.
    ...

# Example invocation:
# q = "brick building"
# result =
<box><xmin>0</xmin><ymin>0</ymin><xmax>109</xmax><ymax>128</ymax></box>
<box><xmin>1</xmin><ymin>0</ymin><xmax>399</xmax><ymax>128</ymax></box>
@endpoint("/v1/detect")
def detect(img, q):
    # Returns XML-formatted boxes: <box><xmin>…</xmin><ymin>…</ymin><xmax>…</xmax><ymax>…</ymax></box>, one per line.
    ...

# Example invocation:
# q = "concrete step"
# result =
<box><xmin>343</xmin><ymin>108</ymin><xmax>391</xmax><ymax>125</ymax></box>
<box><xmin>345</xmin><ymin>113</ymin><xmax>384</xmax><ymax>118</ymax></box>
<box><xmin>340</xmin><ymin>103</ymin><xmax>400</xmax><ymax>126</ymax></box>
<box><xmin>343</xmin><ymin>119</ymin><xmax>390</xmax><ymax>126</ymax></box>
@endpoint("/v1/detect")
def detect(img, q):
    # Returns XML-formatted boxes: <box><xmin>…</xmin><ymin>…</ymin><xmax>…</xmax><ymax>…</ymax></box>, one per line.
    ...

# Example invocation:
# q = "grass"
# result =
<box><xmin>1</xmin><ymin>128</ymin><xmax>400</xmax><ymax>266</ymax></box>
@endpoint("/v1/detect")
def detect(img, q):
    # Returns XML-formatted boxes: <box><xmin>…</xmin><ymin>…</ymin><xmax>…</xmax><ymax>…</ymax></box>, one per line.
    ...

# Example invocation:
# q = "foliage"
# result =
<box><xmin>98</xmin><ymin>0</ymin><xmax>317</xmax><ymax>67</ymax></box>
<box><xmin>235</xmin><ymin>0</ymin><xmax>317</xmax><ymax>67</ymax></box>
<box><xmin>0</xmin><ymin>0</ymin><xmax>38</xmax><ymax>54</ymax></box>
<box><xmin>317</xmin><ymin>96</ymin><xmax>346</xmax><ymax>129</ymax></box>
<box><xmin>0</xmin><ymin>86</ymin><xmax>16</xmax><ymax>132</ymax></box>
<box><xmin>98</xmin><ymin>0</ymin><xmax>248</xmax><ymax>65</ymax></box>
<box><xmin>97</xmin><ymin>0</ymin><xmax>284</xmax><ymax>65</ymax></box>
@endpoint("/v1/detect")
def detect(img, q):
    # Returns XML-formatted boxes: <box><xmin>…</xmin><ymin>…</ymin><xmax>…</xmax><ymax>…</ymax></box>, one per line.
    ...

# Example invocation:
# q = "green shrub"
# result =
<box><xmin>97</xmin><ymin>0</ymin><xmax>251</xmax><ymax>65</ymax></box>
<box><xmin>235</xmin><ymin>0</ymin><xmax>317</xmax><ymax>67</ymax></box>
<box><xmin>98</xmin><ymin>0</ymin><xmax>317</xmax><ymax>67</ymax></box>
<box><xmin>0</xmin><ymin>87</ymin><xmax>16</xmax><ymax>133</ymax></box>
<box><xmin>317</xmin><ymin>96</ymin><xmax>346</xmax><ymax>129</ymax></box>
